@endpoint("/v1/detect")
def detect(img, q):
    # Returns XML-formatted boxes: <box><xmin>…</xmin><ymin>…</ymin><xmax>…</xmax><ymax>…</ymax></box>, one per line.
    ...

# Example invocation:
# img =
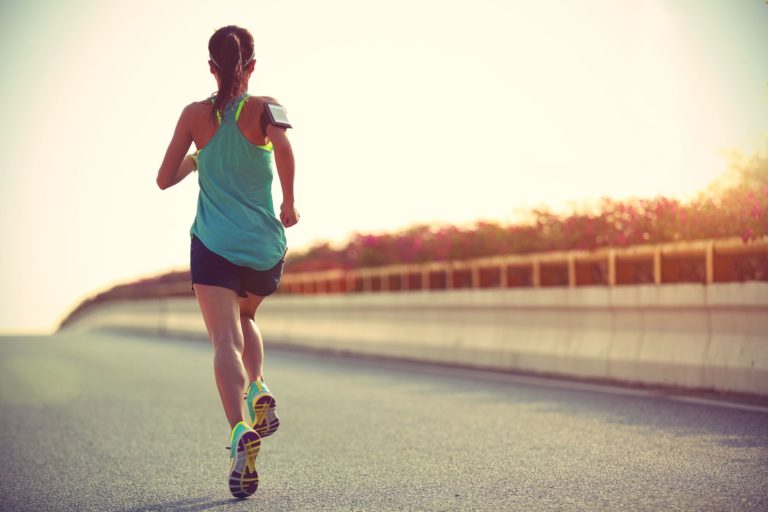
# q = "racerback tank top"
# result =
<box><xmin>189</xmin><ymin>93</ymin><xmax>287</xmax><ymax>270</ymax></box>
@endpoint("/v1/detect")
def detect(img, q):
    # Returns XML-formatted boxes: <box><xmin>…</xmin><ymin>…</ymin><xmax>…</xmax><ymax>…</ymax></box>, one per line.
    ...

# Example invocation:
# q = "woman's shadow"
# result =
<box><xmin>119</xmin><ymin>497</ymin><xmax>247</xmax><ymax>512</ymax></box>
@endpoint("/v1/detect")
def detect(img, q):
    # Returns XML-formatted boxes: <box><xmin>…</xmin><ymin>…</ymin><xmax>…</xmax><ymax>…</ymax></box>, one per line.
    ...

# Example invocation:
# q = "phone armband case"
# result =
<box><xmin>264</xmin><ymin>103</ymin><xmax>293</xmax><ymax>129</ymax></box>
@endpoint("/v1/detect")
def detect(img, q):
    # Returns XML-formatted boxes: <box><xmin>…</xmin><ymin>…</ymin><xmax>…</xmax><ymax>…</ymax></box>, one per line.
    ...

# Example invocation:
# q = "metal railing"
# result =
<box><xmin>278</xmin><ymin>236</ymin><xmax>768</xmax><ymax>295</ymax></box>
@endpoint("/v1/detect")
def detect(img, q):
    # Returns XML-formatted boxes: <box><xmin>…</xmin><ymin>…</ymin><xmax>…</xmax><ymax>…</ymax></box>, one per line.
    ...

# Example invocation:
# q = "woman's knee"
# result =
<box><xmin>238</xmin><ymin>292</ymin><xmax>265</xmax><ymax>320</ymax></box>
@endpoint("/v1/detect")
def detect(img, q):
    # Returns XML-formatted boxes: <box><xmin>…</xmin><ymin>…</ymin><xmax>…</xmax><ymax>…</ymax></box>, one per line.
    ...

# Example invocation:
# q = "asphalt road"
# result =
<box><xmin>0</xmin><ymin>331</ymin><xmax>766</xmax><ymax>512</ymax></box>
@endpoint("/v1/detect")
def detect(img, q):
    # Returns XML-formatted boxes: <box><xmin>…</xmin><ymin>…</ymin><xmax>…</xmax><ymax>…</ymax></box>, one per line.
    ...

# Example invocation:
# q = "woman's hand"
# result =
<box><xmin>280</xmin><ymin>201</ymin><xmax>300</xmax><ymax>228</ymax></box>
<box><xmin>177</xmin><ymin>153</ymin><xmax>198</xmax><ymax>179</ymax></box>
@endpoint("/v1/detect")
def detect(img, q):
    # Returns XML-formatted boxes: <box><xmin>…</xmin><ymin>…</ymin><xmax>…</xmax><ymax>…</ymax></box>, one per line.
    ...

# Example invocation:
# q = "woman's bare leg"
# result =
<box><xmin>241</xmin><ymin>316</ymin><xmax>264</xmax><ymax>382</ymax></box>
<box><xmin>193</xmin><ymin>283</ymin><xmax>247</xmax><ymax>430</ymax></box>
<box><xmin>238</xmin><ymin>293</ymin><xmax>266</xmax><ymax>383</ymax></box>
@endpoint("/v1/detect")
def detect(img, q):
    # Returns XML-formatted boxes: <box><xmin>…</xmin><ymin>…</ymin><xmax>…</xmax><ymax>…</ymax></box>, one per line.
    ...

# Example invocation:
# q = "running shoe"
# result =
<box><xmin>227</xmin><ymin>421</ymin><xmax>261</xmax><ymax>499</ymax></box>
<box><xmin>245</xmin><ymin>380</ymin><xmax>280</xmax><ymax>437</ymax></box>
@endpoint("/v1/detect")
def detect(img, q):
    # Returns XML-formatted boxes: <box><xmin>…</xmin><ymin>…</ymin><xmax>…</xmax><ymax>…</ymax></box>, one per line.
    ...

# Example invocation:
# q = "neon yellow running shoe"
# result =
<box><xmin>227</xmin><ymin>421</ymin><xmax>261</xmax><ymax>499</ymax></box>
<box><xmin>245</xmin><ymin>380</ymin><xmax>280</xmax><ymax>438</ymax></box>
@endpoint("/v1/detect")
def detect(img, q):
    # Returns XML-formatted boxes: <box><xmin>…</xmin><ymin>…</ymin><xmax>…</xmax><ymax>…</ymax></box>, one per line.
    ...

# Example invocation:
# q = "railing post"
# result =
<box><xmin>500</xmin><ymin>261</ymin><xmax>508</xmax><ymax>288</ymax></box>
<box><xmin>568</xmin><ymin>253</ymin><xmax>576</xmax><ymax>287</ymax></box>
<box><xmin>653</xmin><ymin>245</ymin><xmax>662</xmax><ymax>285</ymax></box>
<box><xmin>608</xmin><ymin>249</ymin><xmax>616</xmax><ymax>286</ymax></box>
<box><xmin>532</xmin><ymin>258</ymin><xmax>540</xmax><ymax>287</ymax></box>
<box><xmin>705</xmin><ymin>240</ymin><xmax>714</xmax><ymax>284</ymax></box>
<box><xmin>445</xmin><ymin>263</ymin><xmax>454</xmax><ymax>290</ymax></box>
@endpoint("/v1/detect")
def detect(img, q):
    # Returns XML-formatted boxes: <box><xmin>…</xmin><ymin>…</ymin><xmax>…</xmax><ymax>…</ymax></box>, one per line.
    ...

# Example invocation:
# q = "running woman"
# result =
<box><xmin>155</xmin><ymin>25</ymin><xmax>299</xmax><ymax>499</ymax></box>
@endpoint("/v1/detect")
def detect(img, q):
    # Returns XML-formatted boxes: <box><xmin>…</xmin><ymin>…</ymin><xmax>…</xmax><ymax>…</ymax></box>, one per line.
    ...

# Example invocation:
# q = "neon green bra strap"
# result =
<box><xmin>234</xmin><ymin>96</ymin><xmax>248</xmax><ymax>121</ymax></box>
<box><xmin>212</xmin><ymin>95</ymin><xmax>249</xmax><ymax>125</ymax></box>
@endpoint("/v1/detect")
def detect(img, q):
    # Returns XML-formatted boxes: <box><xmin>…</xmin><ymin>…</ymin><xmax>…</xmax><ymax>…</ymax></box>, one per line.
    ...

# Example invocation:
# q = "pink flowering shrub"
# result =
<box><xmin>287</xmin><ymin>148</ymin><xmax>768</xmax><ymax>272</ymax></box>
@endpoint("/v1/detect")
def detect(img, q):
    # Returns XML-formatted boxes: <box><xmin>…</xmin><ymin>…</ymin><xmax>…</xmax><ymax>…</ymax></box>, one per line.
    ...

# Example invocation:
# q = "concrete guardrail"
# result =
<box><xmin>60</xmin><ymin>281</ymin><xmax>768</xmax><ymax>396</ymax></box>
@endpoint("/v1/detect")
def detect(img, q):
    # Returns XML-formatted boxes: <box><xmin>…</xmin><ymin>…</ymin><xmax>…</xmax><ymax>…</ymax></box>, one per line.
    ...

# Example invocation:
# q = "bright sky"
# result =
<box><xmin>1</xmin><ymin>0</ymin><xmax>766</xmax><ymax>334</ymax></box>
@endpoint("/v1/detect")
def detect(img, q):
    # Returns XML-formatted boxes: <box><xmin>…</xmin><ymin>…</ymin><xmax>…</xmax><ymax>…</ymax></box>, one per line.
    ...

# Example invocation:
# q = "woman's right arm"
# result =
<box><xmin>156</xmin><ymin>105</ymin><xmax>194</xmax><ymax>190</ymax></box>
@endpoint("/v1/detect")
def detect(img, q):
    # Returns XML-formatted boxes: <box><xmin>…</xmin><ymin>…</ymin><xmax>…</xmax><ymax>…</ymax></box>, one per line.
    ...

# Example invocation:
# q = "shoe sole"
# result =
<box><xmin>250</xmin><ymin>394</ymin><xmax>280</xmax><ymax>438</ymax></box>
<box><xmin>228</xmin><ymin>430</ymin><xmax>261</xmax><ymax>499</ymax></box>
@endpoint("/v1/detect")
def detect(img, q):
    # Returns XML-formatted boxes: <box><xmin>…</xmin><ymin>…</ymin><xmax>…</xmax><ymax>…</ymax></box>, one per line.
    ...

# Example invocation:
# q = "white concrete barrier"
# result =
<box><xmin>60</xmin><ymin>282</ymin><xmax>768</xmax><ymax>396</ymax></box>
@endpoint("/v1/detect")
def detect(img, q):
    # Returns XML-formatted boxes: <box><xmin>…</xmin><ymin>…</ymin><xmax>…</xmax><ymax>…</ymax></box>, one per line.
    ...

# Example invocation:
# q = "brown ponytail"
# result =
<box><xmin>208</xmin><ymin>26</ymin><xmax>255</xmax><ymax>122</ymax></box>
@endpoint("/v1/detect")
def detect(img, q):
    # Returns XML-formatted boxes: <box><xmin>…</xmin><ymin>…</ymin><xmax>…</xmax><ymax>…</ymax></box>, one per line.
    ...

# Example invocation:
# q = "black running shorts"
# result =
<box><xmin>190</xmin><ymin>234</ymin><xmax>284</xmax><ymax>298</ymax></box>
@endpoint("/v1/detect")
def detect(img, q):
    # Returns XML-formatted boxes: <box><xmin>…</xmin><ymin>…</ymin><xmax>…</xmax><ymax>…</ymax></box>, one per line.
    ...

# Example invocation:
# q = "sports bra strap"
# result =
<box><xmin>234</xmin><ymin>95</ymin><xmax>248</xmax><ymax>122</ymax></box>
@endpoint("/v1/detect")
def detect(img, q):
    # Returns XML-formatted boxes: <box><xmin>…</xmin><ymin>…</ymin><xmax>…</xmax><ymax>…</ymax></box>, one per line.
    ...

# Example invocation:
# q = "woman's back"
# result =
<box><xmin>189</xmin><ymin>93</ymin><xmax>287</xmax><ymax>271</ymax></box>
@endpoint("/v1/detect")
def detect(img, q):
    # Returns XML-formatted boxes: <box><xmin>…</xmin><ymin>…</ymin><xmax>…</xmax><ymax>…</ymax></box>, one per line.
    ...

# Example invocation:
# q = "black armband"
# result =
<box><xmin>261</xmin><ymin>103</ymin><xmax>293</xmax><ymax>132</ymax></box>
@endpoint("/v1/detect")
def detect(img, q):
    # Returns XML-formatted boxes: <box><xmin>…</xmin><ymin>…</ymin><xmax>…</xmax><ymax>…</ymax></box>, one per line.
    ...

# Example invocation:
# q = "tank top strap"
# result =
<box><xmin>208</xmin><ymin>96</ymin><xmax>223</xmax><ymax>125</ymax></box>
<box><xmin>210</xmin><ymin>93</ymin><xmax>249</xmax><ymax>125</ymax></box>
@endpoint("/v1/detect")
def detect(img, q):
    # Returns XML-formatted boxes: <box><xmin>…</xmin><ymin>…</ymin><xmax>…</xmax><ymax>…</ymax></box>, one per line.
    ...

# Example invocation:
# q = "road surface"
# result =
<box><xmin>0</xmin><ymin>331</ymin><xmax>766</xmax><ymax>511</ymax></box>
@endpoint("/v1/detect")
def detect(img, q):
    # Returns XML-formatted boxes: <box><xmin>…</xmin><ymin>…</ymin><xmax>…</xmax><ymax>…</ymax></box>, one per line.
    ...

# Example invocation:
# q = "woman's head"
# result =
<box><xmin>208</xmin><ymin>25</ymin><xmax>255</xmax><ymax>119</ymax></box>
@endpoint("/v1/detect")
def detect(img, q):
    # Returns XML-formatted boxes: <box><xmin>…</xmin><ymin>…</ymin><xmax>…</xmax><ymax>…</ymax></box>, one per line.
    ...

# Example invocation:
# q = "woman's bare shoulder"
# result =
<box><xmin>248</xmin><ymin>95</ymin><xmax>281</xmax><ymax>106</ymax></box>
<box><xmin>178</xmin><ymin>99</ymin><xmax>215</xmax><ymax>122</ymax></box>
<box><xmin>184</xmin><ymin>98</ymin><xmax>215</xmax><ymax>112</ymax></box>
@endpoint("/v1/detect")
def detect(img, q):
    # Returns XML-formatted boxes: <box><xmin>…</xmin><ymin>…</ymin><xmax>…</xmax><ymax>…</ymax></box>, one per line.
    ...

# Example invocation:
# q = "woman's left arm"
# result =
<box><xmin>268</xmin><ymin>124</ymin><xmax>299</xmax><ymax>228</ymax></box>
<box><xmin>156</xmin><ymin>106</ymin><xmax>194</xmax><ymax>190</ymax></box>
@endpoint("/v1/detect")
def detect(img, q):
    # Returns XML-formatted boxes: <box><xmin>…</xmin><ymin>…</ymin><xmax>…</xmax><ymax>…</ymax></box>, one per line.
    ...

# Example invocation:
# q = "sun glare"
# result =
<box><xmin>1</xmin><ymin>0</ymin><xmax>766</xmax><ymax>333</ymax></box>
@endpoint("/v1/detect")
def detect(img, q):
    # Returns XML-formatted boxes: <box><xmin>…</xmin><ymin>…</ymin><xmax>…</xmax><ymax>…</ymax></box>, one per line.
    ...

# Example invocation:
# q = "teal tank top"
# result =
<box><xmin>189</xmin><ymin>93</ymin><xmax>287</xmax><ymax>270</ymax></box>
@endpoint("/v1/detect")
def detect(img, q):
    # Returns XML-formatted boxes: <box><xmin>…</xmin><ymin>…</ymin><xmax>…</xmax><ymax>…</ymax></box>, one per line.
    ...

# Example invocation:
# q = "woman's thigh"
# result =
<box><xmin>193</xmin><ymin>283</ymin><xmax>243</xmax><ymax>348</ymax></box>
